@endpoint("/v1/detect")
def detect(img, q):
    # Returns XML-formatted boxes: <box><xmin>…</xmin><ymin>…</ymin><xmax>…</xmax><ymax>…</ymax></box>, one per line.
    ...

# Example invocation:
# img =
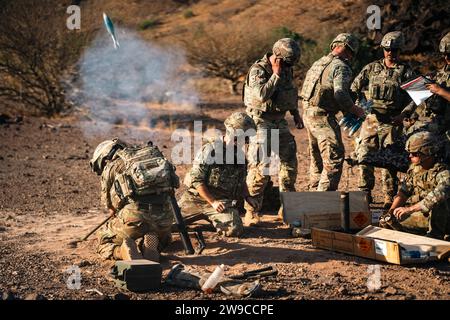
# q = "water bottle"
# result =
<box><xmin>201</xmin><ymin>264</ymin><xmax>225</xmax><ymax>293</ymax></box>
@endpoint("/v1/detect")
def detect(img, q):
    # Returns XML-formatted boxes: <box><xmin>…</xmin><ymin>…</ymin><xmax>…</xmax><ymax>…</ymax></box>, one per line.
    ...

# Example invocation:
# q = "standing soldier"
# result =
<box><xmin>380</xmin><ymin>131</ymin><xmax>450</xmax><ymax>240</ymax></box>
<box><xmin>243</xmin><ymin>38</ymin><xmax>303</xmax><ymax>226</ymax></box>
<box><xmin>179</xmin><ymin>112</ymin><xmax>257</xmax><ymax>236</ymax></box>
<box><xmin>351</xmin><ymin>31</ymin><xmax>416</xmax><ymax>207</ymax></box>
<box><xmin>405</xmin><ymin>31</ymin><xmax>450</xmax><ymax>134</ymax></box>
<box><xmin>90</xmin><ymin>139</ymin><xmax>178</xmax><ymax>261</ymax></box>
<box><xmin>300</xmin><ymin>33</ymin><xmax>365</xmax><ymax>191</ymax></box>
<box><xmin>403</xmin><ymin>32</ymin><xmax>450</xmax><ymax>165</ymax></box>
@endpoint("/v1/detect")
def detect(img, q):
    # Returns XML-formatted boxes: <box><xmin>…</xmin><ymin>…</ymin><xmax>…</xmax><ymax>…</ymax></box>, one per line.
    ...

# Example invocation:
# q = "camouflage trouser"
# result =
<box><xmin>356</xmin><ymin>114</ymin><xmax>401</xmax><ymax>198</ymax></box>
<box><xmin>303</xmin><ymin>110</ymin><xmax>344</xmax><ymax>191</ymax></box>
<box><xmin>96</xmin><ymin>199</ymin><xmax>174</xmax><ymax>260</ymax></box>
<box><xmin>380</xmin><ymin>203</ymin><xmax>450</xmax><ymax>240</ymax></box>
<box><xmin>245</xmin><ymin>115</ymin><xmax>297</xmax><ymax>213</ymax></box>
<box><xmin>179</xmin><ymin>191</ymin><xmax>243</xmax><ymax>237</ymax></box>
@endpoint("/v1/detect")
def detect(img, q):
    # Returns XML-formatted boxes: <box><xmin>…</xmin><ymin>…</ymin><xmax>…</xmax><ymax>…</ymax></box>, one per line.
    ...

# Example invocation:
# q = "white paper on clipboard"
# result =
<box><xmin>400</xmin><ymin>76</ymin><xmax>434</xmax><ymax>106</ymax></box>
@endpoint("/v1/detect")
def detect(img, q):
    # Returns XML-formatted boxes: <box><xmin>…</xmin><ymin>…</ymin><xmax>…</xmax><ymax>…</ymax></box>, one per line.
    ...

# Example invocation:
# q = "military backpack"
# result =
<box><xmin>112</xmin><ymin>144</ymin><xmax>179</xmax><ymax>206</ymax></box>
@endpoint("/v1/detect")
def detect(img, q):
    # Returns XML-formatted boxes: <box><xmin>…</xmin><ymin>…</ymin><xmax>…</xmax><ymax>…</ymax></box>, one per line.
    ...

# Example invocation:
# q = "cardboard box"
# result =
<box><xmin>312</xmin><ymin>225</ymin><xmax>450</xmax><ymax>265</ymax></box>
<box><xmin>280</xmin><ymin>191</ymin><xmax>371</xmax><ymax>231</ymax></box>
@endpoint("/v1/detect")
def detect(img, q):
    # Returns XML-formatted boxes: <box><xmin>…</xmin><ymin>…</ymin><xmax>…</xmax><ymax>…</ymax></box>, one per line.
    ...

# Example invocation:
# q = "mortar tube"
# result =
<box><xmin>340</xmin><ymin>191</ymin><xmax>350</xmax><ymax>233</ymax></box>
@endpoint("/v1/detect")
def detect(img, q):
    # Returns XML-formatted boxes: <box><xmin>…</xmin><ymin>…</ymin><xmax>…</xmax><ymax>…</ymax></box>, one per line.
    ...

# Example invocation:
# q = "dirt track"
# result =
<box><xmin>0</xmin><ymin>105</ymin><xmax>449</xmax><ymax>300</ymax></box>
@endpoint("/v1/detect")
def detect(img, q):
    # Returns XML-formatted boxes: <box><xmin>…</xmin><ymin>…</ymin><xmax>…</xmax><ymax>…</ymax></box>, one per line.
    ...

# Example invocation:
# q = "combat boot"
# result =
<box><xmin>244</xmin><ymin>211</ymin><xmax>261</xmax><ymax>227</ymax></box>
<box><xmin>120</xmin><ymin>237</ymin><xmax>143</xmax><ymax>260</ymax></box>
<box><xmin>142</xmin><ymin>233</ymin><xmax>160</xmax><ymax>262</ymax></box>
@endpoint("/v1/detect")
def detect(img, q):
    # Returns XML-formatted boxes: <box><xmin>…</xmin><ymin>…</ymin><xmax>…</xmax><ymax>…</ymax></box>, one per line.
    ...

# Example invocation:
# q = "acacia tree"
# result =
<box><xmin>182</xmin><ymin>23</ymin><xmax>278</xmax><ymax>95</ymax></box>
<box><xmin>0</xmin><ymin>0</ymin><xmax>88</xmax><ymax>116</ymax></box>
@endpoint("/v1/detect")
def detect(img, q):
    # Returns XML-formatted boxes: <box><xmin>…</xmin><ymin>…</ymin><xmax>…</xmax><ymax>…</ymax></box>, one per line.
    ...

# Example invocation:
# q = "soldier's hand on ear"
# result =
<box><xmin>272</xmin><ymin>58</ymin><xmax>282</xmax><ymax>76</ymax></box>
<box><xmin>108</xmin><ymin>208</ymin><xmax>116</xmax><ymax>217</ymax></box>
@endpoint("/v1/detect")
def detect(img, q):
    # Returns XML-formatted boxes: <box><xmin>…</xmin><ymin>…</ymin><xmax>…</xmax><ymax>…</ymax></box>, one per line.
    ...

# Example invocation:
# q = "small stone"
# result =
<box><xmin>338</xmin><ymin>286</ymin><xmax>349</xmax><ymax>295</ymax></box>
<box><xmin>24</xmin><ymin>293</ymin><xmax>46</xmax><ymax>300</ymax></box>
<box><xmin>2</xmin><ymin>291</ymin><xmax>15</xmax><ymax>300</ymax></box>
<box><xmin>384</xmin><ymin>286</ymin><xmax>398</xmax><ymax>296</ymax></box>
<box><xmin>77</xmin><ymin>260</ymin><xmax>92</xmax><ymax>268</ymax></box>
<box><xmin>331</xmin><ymin>272</ymin><xmax>341</xmax><ymax>278</ymax></box>
<box><xmin>113</xmin><ymin>293</ymin><xmax>130</xmax><ymax>300</ymax></box>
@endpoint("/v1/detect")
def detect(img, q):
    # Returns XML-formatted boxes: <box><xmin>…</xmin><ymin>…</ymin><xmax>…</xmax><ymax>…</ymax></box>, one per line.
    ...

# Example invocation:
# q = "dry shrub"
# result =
<box><xmin>0</xmin><ymin>0</ymin><xmax>89</xmax><ymax>116</ymax></box>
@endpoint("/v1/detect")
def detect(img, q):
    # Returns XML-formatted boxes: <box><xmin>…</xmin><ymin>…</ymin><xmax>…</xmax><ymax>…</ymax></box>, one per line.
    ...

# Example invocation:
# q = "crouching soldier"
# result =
<box><xmin>179</xmin><ymin>112</ymin><xmax>257</xmax><ymax>237</ymax></box>
<box><xmin>380</xmin><ymin>131</ymin><xmax>450</xmax><ymax>240</ymax></box>
<box><xmin>90</xmin><ymin>138</ymin><xmax>179</xmax><ymax>261</ymax></box>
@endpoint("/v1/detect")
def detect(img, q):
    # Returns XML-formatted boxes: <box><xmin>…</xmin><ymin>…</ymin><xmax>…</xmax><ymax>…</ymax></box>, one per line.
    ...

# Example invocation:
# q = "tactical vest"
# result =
<box><xmin>408</xmin><ymin>163</ymin><xmax>448</xmax><ymax>204</ymax></box>
<box><xmin>243</xmin><ymin>58</ymin><xmax>298</xmax><ymax>114</ymax></box>
<box><xmin>206</xmin><ymin>163</ymin><xmax>246</xmax><ymax>200</ymax></box>
<box><xmin>366</xmin><ymin>60</ymin><xmax>407</xmax><ymax>115</ymax></box>
<box><xmin>109</xmin><ymin>145</ymin><xmax>179</xmax><ymax>210</ymax></box>
<box><xmin>300</xmin><ymin>54</ymin><xmax>346</xmax><ymax>113</ymax></box>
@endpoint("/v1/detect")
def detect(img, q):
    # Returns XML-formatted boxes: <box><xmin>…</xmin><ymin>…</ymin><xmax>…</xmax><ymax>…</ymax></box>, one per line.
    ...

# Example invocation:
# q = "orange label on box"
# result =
<box><xmin>353</xmin><ymin>212</ymin><xmax>369</xmax><ymax>227</ymax></box>
<box><xmin>356</xmin><ymin>239</ymin><xmax>372</xmax><ymax>253</ymax></box>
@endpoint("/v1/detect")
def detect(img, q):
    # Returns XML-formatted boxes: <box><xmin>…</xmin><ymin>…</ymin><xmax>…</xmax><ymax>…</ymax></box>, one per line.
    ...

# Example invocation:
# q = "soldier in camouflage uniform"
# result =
<box><xmin>403</xmin><ymin>32</ymin><xmax>450</xmax><ymax>162</ymax></box>
<box><xmin>91</xmin><ymin>139</ymin><xmax>176</xmax><ymax>261</ymax></box>
<box><xmin>179</xmin><ymin>112</ymin><xmax>257</xmax><ymax>236</ymax></box>
<box><xmin>351</xmin><ymin>31</ymin><xmax>416</xmax><ymax>207</ymax></box>
<box><xmin>380</xmin><ymin>132</ymin><xmax>450</xmax><ymax>240</ymax></box>
<box><xmin>300</xmin><ymin>33</ymin><xmax>365</xmax><ymax>191</ymax></box>
<box><xmin>404</xmin><ymin>32</ymin><xmax>450</xmax><ymax>133</ymax></box>
<box><xmin>243</xmin><ymin>38</ymin><xmax>303</xmax><ymax>226</ymax></box>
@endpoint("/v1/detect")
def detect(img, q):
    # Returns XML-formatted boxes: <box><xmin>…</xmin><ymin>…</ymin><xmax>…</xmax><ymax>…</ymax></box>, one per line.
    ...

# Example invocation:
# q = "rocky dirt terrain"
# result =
<box><xmin>0</xmin><ymin>102</ymin><xmax>449</xmax><ymax>301</ymax></box>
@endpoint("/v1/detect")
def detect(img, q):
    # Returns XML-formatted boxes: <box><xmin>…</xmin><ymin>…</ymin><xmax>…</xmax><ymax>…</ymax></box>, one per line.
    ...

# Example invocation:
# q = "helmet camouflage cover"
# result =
<box><xmin>405</xmin><ymin>131</ymin><xmax>440</xmax><ymax>156</ymax></box>
<box><xmin>90</xmin><ymin>138</ymin><xmax>127</xmax><ymax>175</ymax></box>
<box><xmin>330</xmin><ymin>33</ymin><xmax>359</xmax><ymax>54</ymax></box>
<box><xmin>439</xmin><ymin>32</ymin><xmax>450</xmax><ymax>53</ymax></box>
<box><xmin>224</xmin><ymin>112</ymin><xmax>256</xmax><ymax>136</ymax></box>
<box><xmin>381</xmin><ymin>31</ymin><xmax>405</xmax><ymax>49</ymax></box>
<box><xmin>272</xmin><ymin>38</ymin><xmax>301</xmax><ymax>66</ymax></box>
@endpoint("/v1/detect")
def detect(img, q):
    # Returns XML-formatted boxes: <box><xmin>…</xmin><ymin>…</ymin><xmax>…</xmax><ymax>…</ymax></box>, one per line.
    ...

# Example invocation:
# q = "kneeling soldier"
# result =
<box><xmin>90</xmin><ymin>139</ymin><xmax>179</xmax><ymax>261</ymax></box>
<box><xmin>179</xmin><ymin>112</ymin><xmax>257</xmax><ymax>237</ymax></box>
<box><xmin>380</xmin><ymin>131</ymin><xmax>450</xmax><ymax>240</ymax></box>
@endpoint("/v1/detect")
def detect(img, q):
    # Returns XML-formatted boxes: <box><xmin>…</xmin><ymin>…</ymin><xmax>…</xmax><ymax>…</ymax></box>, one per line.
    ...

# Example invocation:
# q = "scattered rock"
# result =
<box><xmin>24</xmin><ymin>293</ymin><xmax>46</xmax><ymax>300</ymax></box>
<box><xmin>112</xmin><ymin>293</ymin><xmax>130</xmax><ymax>300</ymax></box>
<box><xmin>384</xmin><ymin>286</ymin><xmax>398</xmax><ymax>296</ymax></box>
<box><xmin>337</xmin><ymin>286</ymin><xmax>349</xmax><ymax>295</ymax></box>
<box><xmin>2</xmin><ymin>291</ymin><xmax>16</xmax><ymax>300</ymax></box>
<box><xmin>0</xmin><ymin>226</ymin><xmax>6</xmax><ymax>232</ymax></box>
<box><xmin>331</xmin><ymin>272</ymin><xmax>341</xmax><ymax>278</ymax></box>
<box><xmin>77</xmin><ymin>260</ymin><xmax>92</xmax><ymax>268</ymax></box>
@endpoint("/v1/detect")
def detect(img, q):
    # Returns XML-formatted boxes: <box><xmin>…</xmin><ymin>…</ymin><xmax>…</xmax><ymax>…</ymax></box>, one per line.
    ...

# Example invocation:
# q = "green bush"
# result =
<box><xmin>183</xmin><ymin>9</ymin><xmax>195</xmax><ymax>19</ymax></box>
<box><xmin>138</xmin><ymin>18</ymin><xmax>160</xmax><ymax>30</ymax></box>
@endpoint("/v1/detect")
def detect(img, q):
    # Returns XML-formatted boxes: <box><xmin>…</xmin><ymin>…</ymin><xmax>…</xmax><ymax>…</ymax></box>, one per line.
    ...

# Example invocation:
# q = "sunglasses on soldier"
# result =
<box><xmin>383</xmin><ymin>47</ymin><xmax>399</xmax><ymax>53</ymax></box>
<box><xmin>409</xmin><ymin>151</ymin><xmax>422</xmax><ymax>157</ymax></box>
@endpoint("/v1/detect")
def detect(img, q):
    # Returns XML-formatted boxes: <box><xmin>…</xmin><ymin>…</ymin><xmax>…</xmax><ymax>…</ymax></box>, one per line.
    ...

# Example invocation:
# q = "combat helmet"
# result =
<box><xmin>405</xmin><ymin>131</ymin><xmax>440</xmax><ymax>156</ymax></box>
<box><xmin>381</xmin><ymin>31</ymin><xmax>404</xmax><ymax>50</ymax></box>
<box><xmin>90</xmin><ymin>138</ymin><xmax>127</xmax><ymax>175</ymax></box>
<box><xmin>439</xmin><ymin>32</ymin><xmax>450</xmax><ymax>54</ymax></box>
<box><xmin>224</xmin><ymin>112</ymin><xmax>256</xmax><ymax>136</ymax></box>
<box><xmin>272</xmin><ymin>38</ymin><xmax>301</xmax><ymax>66</ymax></box>
<box><xmin>330</xmin><ymin>33</ymin><xmax>359</xmax><ymax>54</ymax></box>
